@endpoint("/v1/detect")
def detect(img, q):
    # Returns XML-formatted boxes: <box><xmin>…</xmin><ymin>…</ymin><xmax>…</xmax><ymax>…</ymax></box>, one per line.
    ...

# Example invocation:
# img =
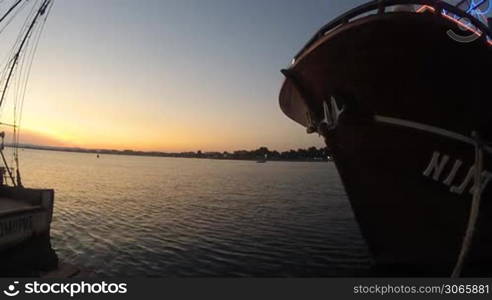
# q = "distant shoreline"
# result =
<box><xmin>10</xmin><ymin>144</ymin><xmax>332</xmax><ymax>163</ymax></box>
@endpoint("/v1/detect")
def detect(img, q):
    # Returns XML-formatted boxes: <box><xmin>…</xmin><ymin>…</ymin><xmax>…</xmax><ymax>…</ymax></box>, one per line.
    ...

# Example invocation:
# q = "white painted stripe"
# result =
<box><xmin>374</xmin><ymin>115</ymin><xmax>492</xmax><ymax>155</ymax></box>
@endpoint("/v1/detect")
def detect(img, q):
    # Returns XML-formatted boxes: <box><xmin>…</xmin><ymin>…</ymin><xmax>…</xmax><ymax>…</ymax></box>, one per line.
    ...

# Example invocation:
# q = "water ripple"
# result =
<box><xmin>15</xmin><ymin>149</ymin><xmax>371</xmax><ymax>277</ymax></box>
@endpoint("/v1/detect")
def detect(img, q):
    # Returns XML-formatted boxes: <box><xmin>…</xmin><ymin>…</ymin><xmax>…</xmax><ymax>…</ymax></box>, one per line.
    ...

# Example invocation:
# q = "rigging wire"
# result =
<box><xmin>0</xmin><ymin>0</ymin><xmax>37</xmax><ymax>112</ymax></box>
<box><xmin>17</xmin><ymin>0</ymin><xmax>53</xmax><ymax>134</ymax></box>
<box><xmin>0</xmin><ymin>0</ymin><xmax>29</xmax><ymax>38</ymax></box>
<box><xmin>0</xmin><ymin>0</ymin><xmax>39</xmax><ymax>131</ymax></box>
<box><xmin>0</xmin><ymin>0</ymin><xmax>45</xmax><ymax>117</ymax></box>
<box><xmin>0</xmin><ymin>0</ymin><xmax>23</xmax><ymax>25</ymax></box>
<box><xmin>0</xmin><ymin>0</ymin><xmax>36</xmax><ymax>183</ymax></box>
<box><xmin>0</xmin><ymin>0</ymin><xmax>53</xmax><ymax>185</ymax></box>
<box><xmin>12</xmin><ymin>0</ymin><xmax>53</xmax><ymax>184</ymax></box>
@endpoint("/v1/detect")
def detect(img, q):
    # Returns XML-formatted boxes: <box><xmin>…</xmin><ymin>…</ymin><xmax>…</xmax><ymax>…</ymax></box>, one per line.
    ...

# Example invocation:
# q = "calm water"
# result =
<box><xmin>16</xmin><ymin>148</ymin><xmax>370</xmax><ymax>277</ymax></box>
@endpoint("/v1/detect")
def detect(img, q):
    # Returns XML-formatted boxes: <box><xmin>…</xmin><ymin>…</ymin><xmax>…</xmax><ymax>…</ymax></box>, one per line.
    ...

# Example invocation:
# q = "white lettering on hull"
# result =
<box><xmin>443</xmin><ymin>160</ymin><xmax>463</xmax><ymax>186</ymax></box>
<box><xmin>423</xmin><ymin>151</ymin><xmax>450</xmax><ymax>181</ymax></box>
<box><xmin>0</xmin><ymin>215</ymin><xmax>33</xmax><ymax>238</ymax></box>
<box><xmin>423</xmin><ymin>151</ymin><xmax>492</xmax><ymax>195</ymax></box>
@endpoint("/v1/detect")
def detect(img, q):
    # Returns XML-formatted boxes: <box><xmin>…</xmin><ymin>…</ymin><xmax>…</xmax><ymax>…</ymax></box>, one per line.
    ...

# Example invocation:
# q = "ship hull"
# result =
<box><xmin>280</xmin><ymin>9</ymin><xmax>492</xmax><ymax>275</ymax></box>
<box><xmin>332</xmin><ymin>122</ymin><xmax>492</xmax><ymax>275</ymax></box>
<box><xmin>0</xmin><ymin>187</ymin><xmax>58</xmax><ymax>275</ymax></box>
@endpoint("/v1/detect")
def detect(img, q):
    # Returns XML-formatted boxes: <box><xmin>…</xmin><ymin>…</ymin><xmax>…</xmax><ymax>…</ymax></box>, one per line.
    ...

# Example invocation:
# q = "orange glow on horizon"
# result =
<box><xmin>15</xmin><ymin>123</ymin><xmax>285</xmax><ymax>153</ymax></box>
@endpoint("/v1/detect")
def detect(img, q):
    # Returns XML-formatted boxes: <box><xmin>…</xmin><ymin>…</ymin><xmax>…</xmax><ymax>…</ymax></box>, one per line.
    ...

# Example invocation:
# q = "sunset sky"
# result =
<box><xmin>2</xmin><ymin>0</ymin><xmax>482</xmax><ymax>152</ymax></box>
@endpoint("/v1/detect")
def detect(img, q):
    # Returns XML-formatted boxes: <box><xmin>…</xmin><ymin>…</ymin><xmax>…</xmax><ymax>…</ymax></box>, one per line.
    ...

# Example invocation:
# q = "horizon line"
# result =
<box><xmin>7</xmin><ymin>142</ymin><xmax>327</xmax><ymax>154</ymax></box>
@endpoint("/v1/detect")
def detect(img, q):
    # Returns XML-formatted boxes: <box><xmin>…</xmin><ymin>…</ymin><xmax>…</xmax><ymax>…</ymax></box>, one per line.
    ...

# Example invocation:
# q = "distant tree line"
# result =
<box><xmin>16</xmin><ymin>144</ymin><xmax>331</xmax><ymax>162</ymax></box>
<box><xmin>219</xmin><ymin>146</ymin><xmax>330</xmax><ymax>161</ymax></box>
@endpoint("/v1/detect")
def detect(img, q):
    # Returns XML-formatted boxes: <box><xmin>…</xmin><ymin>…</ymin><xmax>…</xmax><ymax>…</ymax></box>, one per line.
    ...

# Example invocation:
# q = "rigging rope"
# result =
<box><xmin>0</xmin><ymin>0</ymin><xmax>38</xmax><ymax>113</ymax></box>
<box><xmin>452</xmin><ymin>131</ymin><xmax>485</xmax><ymax>277</ymax></box>
<box><xmin>0</xmin><ymin>0</ymin><xmax>53</xmax><ymax>186</ymax></box>
<box><xmin>12</xmin><ymin>0</ymin><xmax>52</xmax><ymax>186</ymax></box>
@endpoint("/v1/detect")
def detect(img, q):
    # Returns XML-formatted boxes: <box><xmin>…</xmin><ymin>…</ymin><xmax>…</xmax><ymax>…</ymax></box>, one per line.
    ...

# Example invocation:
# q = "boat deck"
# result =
<box><xmin>0</xmin><ymin>197</ymin><xmax>41</xmax><ymax>217</ymax></box>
